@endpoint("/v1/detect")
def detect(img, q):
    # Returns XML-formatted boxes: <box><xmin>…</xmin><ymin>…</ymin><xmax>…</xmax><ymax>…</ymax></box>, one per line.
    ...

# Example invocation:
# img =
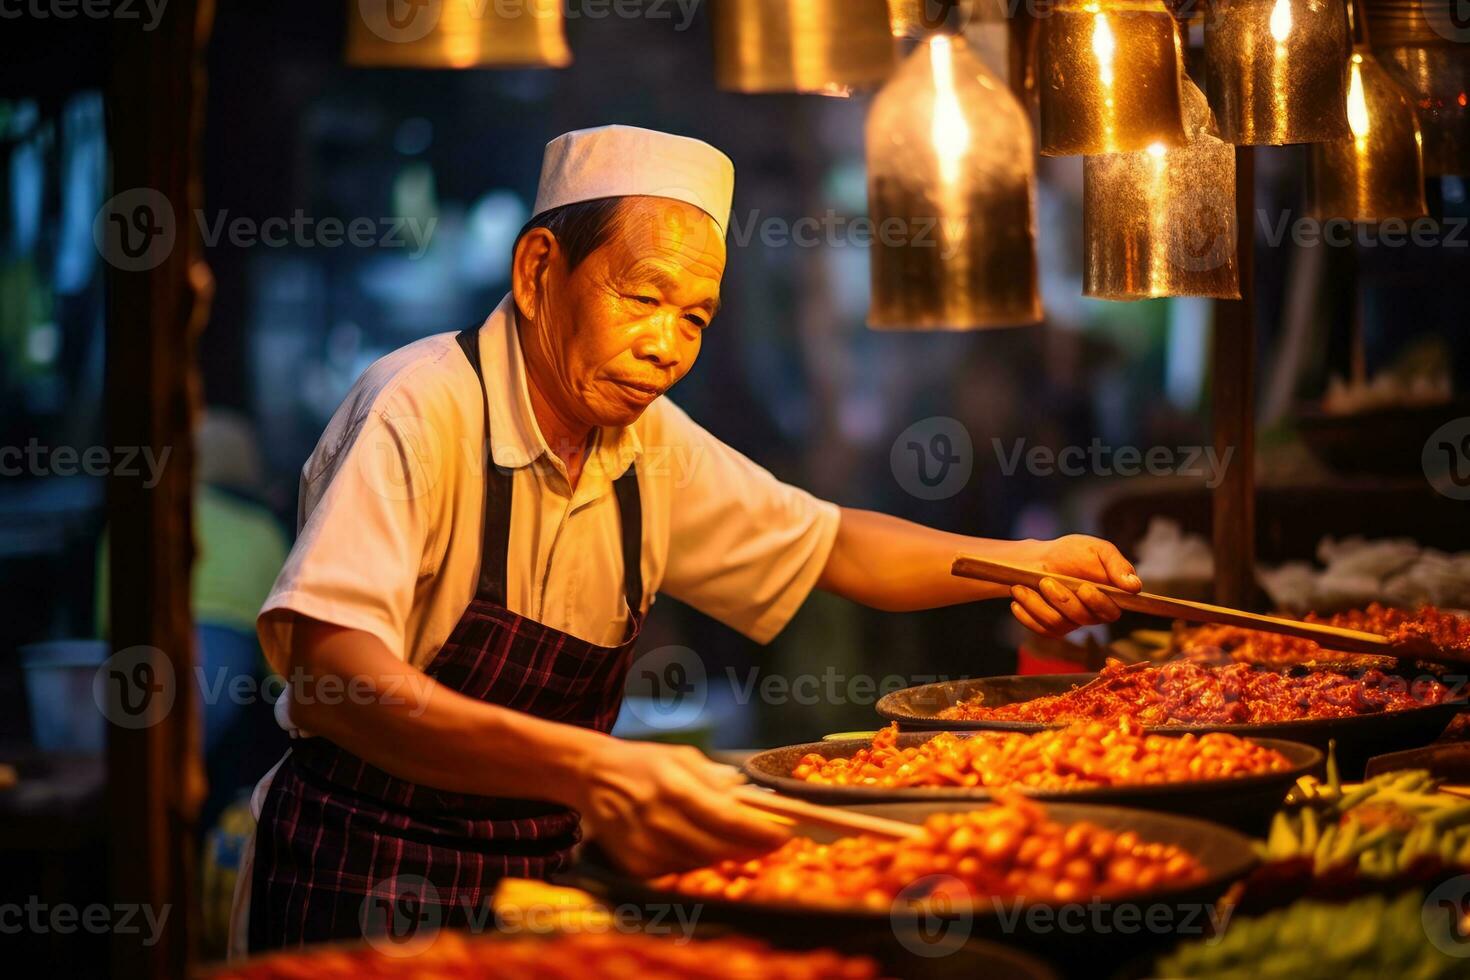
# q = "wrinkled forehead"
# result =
<box><xmin>609</xmin><ymin>196</ymin><xmax>727</xmax><ymax>280</ymax></box>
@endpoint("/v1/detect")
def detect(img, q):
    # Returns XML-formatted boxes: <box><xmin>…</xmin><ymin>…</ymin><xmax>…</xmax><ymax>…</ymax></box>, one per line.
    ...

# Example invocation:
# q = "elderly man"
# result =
<box><xmin>234</xmin><ymin>126</ymin><xmax>1141</xmax><ymax>952</ymax></box>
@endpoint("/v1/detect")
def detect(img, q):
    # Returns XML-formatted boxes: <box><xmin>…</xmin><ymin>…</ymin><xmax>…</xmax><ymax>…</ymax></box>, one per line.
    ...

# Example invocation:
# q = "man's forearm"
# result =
<box><xmin>284</xmin><ymin>617</ymin><xmax>606</xmax><ymax>805</ymax></box>
<box><xmin>815</xmin><ymin>507</ymin><xmax>1039</xmax><ymax>612</ymax></box>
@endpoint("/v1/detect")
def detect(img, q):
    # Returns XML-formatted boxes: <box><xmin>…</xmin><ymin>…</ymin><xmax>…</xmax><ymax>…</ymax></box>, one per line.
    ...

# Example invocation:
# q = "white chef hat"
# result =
<box><xmin>532</xmin><ymin>125</ymin><xmax>736</xmax><ymax>236</ymax></box>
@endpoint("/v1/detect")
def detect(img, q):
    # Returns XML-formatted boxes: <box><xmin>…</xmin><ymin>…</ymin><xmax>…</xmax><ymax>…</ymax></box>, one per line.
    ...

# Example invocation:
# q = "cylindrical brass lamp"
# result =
<box><xmin>1365</xmin><ymin>0</ymin><xmax>1470</xmax><ymax>175</ymax></box>
<box><xmin>1084</xmin><ymin>78</ymin><xmax>1241</xmax><ymax>300</ymax></box>
<box><xmin>1038</xmin><ymin>0</ymin><xmax>1187</xmax><ymax>156</ymax></box>
<box><xmin>867</xmin><ymin>34</ymin><xmax>1041</xmax><ymax>329</ymax></box>
<box><xmin>346</xmin><ymin>0</ymin><xmax>571</xmax><ymax>69</ymax></box>
<box><xmin>888</xmin><ymin>0</ymin><xmax>959</xmax><ymax>37</ymax></box>
<box><xmin>713</xmin><ymin>0</ymin><xmax>896</xmax><ymax>95</ymax></box>
<box><xmin>1204</xmin><ymin>0</ymin><xmax>1352</xmax><ymax>144</ymax></box>
<box><xmin>1309</xmin><ymin>0</ymin><xmax>1427</xmax><ymax>220</ymax></box>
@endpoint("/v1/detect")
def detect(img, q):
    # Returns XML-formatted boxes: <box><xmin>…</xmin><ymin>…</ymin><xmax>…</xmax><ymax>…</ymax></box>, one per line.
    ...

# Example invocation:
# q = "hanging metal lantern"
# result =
<box><xmin>1038</xmin><ymin>0</ymin><xmax>1188</xmax><ymax>156</ymax></box>
<box><xmin>713</xmin><ymin>0</ymin><xmax>896</xmax><ymax>95</ymax></box>
<box><xmin>867</xmin><ymin>34</ymin><xmax>1041</xmax><ymax>329</ymax></box>
<box><xmin>346</xmin><ymin>0</ymin><xmax>571</xmax><ymax>68</ymax></box>
<box><xmin>1366</xmin><ymin>0</ymin><xmax>1470</xmax><ymax>175</ymax></box>
<box><xmin>1085</xmin><ymin>77</ymin><xmax>1241</xmax><ymax>300</ymax></box>
<box><xmin>1309</xmin><ymin>1</ymin><xmax>1427</xmax><ymax>220</ymax></box>
<box><xmin>888</xmin><ymin>0</ymin><xmax>973</xmax><ymax>38</ymax></box>
<box><xmin>1204</xmin><ymin>0</ymin><xmax>1352</xmax><ymax>144</ymax></box>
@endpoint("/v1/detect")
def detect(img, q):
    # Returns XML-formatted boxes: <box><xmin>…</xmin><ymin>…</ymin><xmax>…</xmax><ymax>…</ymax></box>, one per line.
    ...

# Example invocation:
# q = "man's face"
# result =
<box><xmin>517</xmin><ymin>197</ymin><xmax>726</xmax><ymax>430</ymax></box>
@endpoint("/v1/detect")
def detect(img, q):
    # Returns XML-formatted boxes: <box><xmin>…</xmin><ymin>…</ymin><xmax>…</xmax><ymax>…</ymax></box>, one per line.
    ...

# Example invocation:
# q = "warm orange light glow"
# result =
<box><xmin>930</xmin><ymin>35</ymin><xmax>972</xmax><ymax>187</ymax></box>
<box><xmin>1269</xmin><ymin>0</ymin><xmax>1293</xmax><ymax>43</ymax></box>
<box><xmin>1092</xmin><ymin>13</ymin><xmax>1116</xmax><ymax>88</ymax></box>
<box><xmin>1346</xmin><ymin>55</ymin><xmax>1370</xmax><ymax>143</ymax></box>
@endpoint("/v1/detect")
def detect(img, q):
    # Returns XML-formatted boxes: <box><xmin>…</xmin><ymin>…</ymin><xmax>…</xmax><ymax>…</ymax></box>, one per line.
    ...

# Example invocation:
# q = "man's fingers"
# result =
<box><xmin>664</xmin><ymin>769</ymin><xmax>789</xmax><ymax>852</ymax></box>
<box><xmin>1075</xmin><ymin>583</ymin><xmax>1122</xmax><ymax>622</ymax></box>
<box><xmin>680</xmin><ymin>755</ymin><xmax>746</xmax><ymax>791</ymax></box>
<box><xmin>1011</xmin><ymin>602</ymin><xmax>1062</xmax><ymax>638</ymax></box>
<box><xmin>1094</xmin><ymin>543</ymin><xmax>1142</xmax><ymax>593</ymax></box>
<box><xmin>1011</xmin><ymin>586</ymin><xmax>1072</xmax><ymax>635</ymax></box>
<box><xmin>1038</xmin><ymin>578</ymin><xmax>1099</xmax><ymax>627</ymax></box>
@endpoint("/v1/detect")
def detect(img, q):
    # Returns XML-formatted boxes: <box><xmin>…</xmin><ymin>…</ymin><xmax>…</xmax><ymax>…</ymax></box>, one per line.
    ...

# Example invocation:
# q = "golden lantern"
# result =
<box><xmin>713</xmin><ymin>0</ymin><xmax>896</xmax><ymax>95</ymax></box>
<box><xmin>1366</xmin><ymin>0</ymin><xmax>1470</xmax><ymax>175</ymax></box>
<box><xmin>1203</xmin><ymin>0</ymin><xmax>1352</xmax><ymax>144</ymax></box>
<box><xmin>346</xmin><ymin>0</ymin><xmax>571</xmax><ymax>68</ymax></box>
<box><xmin>887</xmin><ymin>0</ymin><xmax>973</xmax><ymax>37</ymax></box>
<box><xmin>1037</xmin><ymin>0</ymin><xmax>1188</xmax><ymax>156</ymax></box>
<box><xmin>1084</xmin><ymin>78</ymin><xmax>1241</xmax><ymax>300</ymax></box>
<box><xmin>867</xmin><ymin>34</ymin><xmax>1041</xmax><ymax>329</ymax></box>
<box><xmin>1309</xmin><ymin>0</ymin><xmax>1427</xmax><ymax>220</ymax></box>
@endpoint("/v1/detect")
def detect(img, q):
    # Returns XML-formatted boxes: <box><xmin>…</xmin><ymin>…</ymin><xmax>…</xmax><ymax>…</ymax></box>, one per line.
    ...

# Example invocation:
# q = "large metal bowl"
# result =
<box><xmin>874</xmin><ymin>672</ymin><xmax>1466</xmax><ymax>778</ymax></box>
<box><xmin>570</xmin><ymin>801</ymin><xmax>1256</xmax><ymax>977</ymax></box>
<box><xmin>742</xmin><ymin>731</ymin><xmax>1321</xmax><ymax>833</ymax></box>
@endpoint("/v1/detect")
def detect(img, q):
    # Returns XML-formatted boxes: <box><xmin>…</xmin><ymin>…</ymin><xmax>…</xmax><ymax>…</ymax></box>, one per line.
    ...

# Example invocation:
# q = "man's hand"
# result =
<box><xmin>570</xmin><ymin>739</ymin><xmax>790</xmax><ymax>879</ymax></box>
<box><xmin>1008</xmin><ymin>535</ymin><xmax>1143</xmax><ymax>638</ymax></box>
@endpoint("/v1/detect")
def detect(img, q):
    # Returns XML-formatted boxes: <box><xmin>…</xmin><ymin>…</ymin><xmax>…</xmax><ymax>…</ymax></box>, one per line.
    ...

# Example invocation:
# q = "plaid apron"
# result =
<box><xmin>248</xmin><ymin>326</ymin><xmax>643</xmax><ymax>950</ymax></box>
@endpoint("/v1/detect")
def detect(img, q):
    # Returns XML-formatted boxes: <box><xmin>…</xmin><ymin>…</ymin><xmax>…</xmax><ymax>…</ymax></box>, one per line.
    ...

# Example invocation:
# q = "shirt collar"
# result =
<box><xmin>477</xmin><ymin>294</ymin><xmax>642</xmax><ymax>480</ymax></box>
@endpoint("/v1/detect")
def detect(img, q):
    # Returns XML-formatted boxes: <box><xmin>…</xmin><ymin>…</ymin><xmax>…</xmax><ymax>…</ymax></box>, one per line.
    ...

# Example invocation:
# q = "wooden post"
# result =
<box><xmin>105</xmin><ymin>2</ymin><xmax>214</xmax><ymax>977</ymax></box>
<box><xmin>1211</xmin><ymin>146</ymin><xmax>1257</xmax><ymax>609</ymax></box>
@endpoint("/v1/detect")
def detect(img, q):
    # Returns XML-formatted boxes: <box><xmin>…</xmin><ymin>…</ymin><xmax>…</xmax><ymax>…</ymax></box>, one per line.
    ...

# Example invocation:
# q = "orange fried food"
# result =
<box><xmin>216</xmin><ymin>931</ymin><xmax>882</xmax><ymax>980</ymax></box>
<box><xmin>792</xmin><ymin>719</ymin><xmax>1292</xmax><ymax>790</ymax></box>
<box><xmin>939</xmin><ymin>658</ymin><xmax>1453</xmax><ymax>726</ymax></box>
<box><xmin>654</xmin><ymin>797</ymin><xmax>1206</xmax><ymax>910</ymax></box>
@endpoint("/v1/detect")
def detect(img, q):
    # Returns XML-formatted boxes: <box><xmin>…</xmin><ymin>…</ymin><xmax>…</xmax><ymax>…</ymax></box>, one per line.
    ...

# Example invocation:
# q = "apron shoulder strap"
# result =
<box><xmin>457</xmin><ymin>326</ymin><xmax>512</xmax><ymax>607</ymax></box>
<box><xmin>456</xmin><ymin>324</ymin><xmax>645</xmax><ymax>623</ymax></box>
<box><xmin>612</xmin><ymin>465</ymin><xmax>643</xmax><ymax>621</ymax></box>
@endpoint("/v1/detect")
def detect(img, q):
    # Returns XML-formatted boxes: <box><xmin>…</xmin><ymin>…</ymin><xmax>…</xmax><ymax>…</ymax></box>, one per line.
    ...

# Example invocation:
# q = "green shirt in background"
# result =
<box><xmin>97</xmin><ymin>485</ymin><xmax>290</xmax><ymax>642</ymax></box>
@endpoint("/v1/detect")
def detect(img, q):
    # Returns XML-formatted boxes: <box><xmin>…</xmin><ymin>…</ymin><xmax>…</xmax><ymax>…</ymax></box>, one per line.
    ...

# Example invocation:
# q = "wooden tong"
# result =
<box><xmin>951</xmin><ymin>555</ymin><xmax>1466</xmax><ymax>668</ymax></box>
<box><xmin>733</xmin><ymin>786</ymin><xmax>921</xmax><ymax>841</ymax></box>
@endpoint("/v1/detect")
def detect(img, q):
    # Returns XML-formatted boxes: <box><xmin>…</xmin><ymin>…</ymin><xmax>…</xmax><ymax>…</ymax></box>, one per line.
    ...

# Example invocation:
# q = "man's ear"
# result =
<box><xmin>511</xmin><ymin>228</ymin><xmax>559</xmax><ymax>322</ymax></box>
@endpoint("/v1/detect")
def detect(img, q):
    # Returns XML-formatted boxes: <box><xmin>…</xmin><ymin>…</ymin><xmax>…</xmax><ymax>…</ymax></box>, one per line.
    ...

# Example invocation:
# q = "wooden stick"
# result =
<box><xmin>951</xmin><ymin>555</ymin><xmax>1462</xmax><ymax>665</ymax></box>
<box><xmin>733</xmin><ymin>787</ymin><xmax>922</xmax><ymax>840</ymax></box>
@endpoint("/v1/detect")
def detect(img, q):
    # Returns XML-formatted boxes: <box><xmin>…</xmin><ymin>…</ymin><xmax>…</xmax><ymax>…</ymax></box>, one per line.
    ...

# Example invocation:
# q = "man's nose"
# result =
<box><xmin>633</xmin><ymin>312</ymin><xmax>681</xmax><ymax>367</ymax></box>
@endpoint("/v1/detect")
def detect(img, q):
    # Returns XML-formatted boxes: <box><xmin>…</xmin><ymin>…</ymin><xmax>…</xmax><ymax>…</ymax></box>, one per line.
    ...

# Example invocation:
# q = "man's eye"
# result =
<box><xmin>684</xmin><ymin>314</ymin><xmax>707</xmax><ymax>329</ymax></box>
<box><xmin>633</xmin><ymin>295</ymin><xmax>659</xmax><ymax>306</ymax></box>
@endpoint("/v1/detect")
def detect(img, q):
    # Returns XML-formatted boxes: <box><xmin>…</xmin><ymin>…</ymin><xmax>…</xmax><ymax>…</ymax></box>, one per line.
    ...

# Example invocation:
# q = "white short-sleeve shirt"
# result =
<box><xmin>257</xmin><ymin>294</ymin><xmax>841</xmax><ymax>674</ymax></box>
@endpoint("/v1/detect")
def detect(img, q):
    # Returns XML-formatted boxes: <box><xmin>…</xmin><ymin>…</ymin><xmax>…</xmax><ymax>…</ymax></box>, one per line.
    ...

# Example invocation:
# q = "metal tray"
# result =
<box><xmin>874</xmin><ymin>672</ymin><xmax>1467</xmax><ymax>778</ymax></box>
<box><xmin>742</xmin><ymin>732</ymin><xmax>1321</xmax><ymax>833</ymax></box>
<box><xmin>568</xmin><ymin>801</ymin><xmax>1256</xmax><ymax>977</ymax></box>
